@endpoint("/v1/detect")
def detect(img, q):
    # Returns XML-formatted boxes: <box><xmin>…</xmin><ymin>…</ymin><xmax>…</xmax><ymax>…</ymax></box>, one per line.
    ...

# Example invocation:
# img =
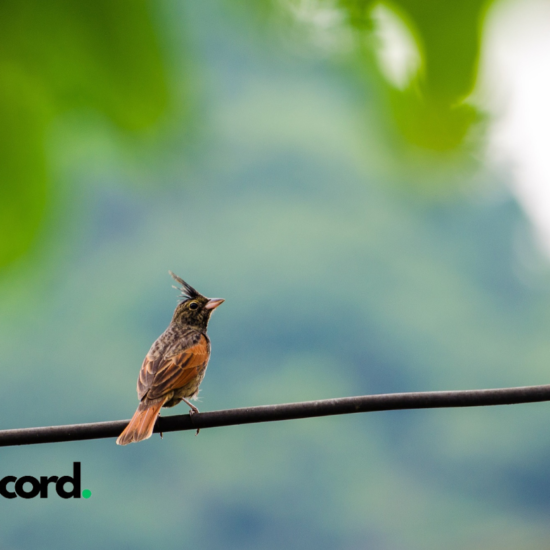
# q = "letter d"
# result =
<box><xmin>56</xmin><ymin>462</ymin><xmax>82</xmax><ymax>499</ymax></box>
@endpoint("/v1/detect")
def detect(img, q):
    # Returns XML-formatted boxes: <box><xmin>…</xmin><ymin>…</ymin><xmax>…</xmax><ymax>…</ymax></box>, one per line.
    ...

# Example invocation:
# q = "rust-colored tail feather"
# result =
<box><xmin>116</xmin><ymin>400</ymin><xmax>165</xmax><ymax>446</ymax></box>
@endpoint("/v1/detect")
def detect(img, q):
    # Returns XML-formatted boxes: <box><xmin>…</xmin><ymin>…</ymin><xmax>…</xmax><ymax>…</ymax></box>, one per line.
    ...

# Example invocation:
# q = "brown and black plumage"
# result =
<box><xmin>116</xmin><ymin>272</ymin><xmax>224</xmax><ymax>446</ymax></box>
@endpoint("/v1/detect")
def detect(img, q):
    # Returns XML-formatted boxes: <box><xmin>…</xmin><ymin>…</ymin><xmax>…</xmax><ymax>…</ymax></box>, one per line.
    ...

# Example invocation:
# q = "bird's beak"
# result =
<box><xmin>205</xmin><ymin>298</ymin><xmax>225</xmax><ymax>310</ymax></box>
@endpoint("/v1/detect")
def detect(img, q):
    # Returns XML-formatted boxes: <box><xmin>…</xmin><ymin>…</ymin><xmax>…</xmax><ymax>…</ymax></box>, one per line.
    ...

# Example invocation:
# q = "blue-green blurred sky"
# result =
<box><xmin>2</xmin><ymin>0</ymin><xmax>550</xmax><ymax>549</ymax></box>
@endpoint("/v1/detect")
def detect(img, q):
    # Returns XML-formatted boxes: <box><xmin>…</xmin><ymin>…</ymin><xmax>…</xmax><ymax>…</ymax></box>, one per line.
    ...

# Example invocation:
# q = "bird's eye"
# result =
<box><xmin>189</xmin><ymin>302</ymin><xmax>199</xmax><ymax>310</ymax></box>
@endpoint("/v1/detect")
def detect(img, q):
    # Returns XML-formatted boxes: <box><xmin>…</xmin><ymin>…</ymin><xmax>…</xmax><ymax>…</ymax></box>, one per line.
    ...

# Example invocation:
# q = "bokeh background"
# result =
<box><xmin>2</xmin><ymin>0</ymin><xmax>550</xmax><ymax>548</ymax></box>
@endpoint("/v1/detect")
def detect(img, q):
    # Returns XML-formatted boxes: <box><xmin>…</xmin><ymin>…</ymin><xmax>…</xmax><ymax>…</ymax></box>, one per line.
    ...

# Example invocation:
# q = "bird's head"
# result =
<box><xmin>169</xmin><ymin>271</ymin><xmax>224</xmax><ymax>330</ymax></box>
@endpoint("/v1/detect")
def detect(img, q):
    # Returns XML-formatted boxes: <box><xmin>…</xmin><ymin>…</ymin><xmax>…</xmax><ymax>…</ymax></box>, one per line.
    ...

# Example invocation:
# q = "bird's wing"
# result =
<box><xmin>138</xmin><ymin>332</ymin><xmax>210</xmax><ymax>402</ymax></box>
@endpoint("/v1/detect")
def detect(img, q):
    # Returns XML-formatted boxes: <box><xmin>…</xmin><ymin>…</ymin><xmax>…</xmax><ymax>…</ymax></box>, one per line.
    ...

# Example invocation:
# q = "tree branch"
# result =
<box><xmin>2</xmin><ymin>383</ymin><xmax>550</xmax><ymax>447</ymax></box>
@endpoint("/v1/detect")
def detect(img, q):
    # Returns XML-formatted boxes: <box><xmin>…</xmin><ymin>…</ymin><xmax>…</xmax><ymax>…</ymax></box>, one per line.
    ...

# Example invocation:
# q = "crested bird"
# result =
<box><xmin>116</xmin><ymin>272</ymin><xmax>224</xmax><ymax>445</ymax></box>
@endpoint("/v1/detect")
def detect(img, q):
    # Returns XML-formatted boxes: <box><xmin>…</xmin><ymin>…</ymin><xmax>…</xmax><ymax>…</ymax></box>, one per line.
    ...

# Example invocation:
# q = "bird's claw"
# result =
<box><xmin>188</xmin><ymin>408</ymin><xmax>201</xmax><ymax>436</ymax></box>
<box><xmin>185</xmin><ymin>403</ymin><xmax>201</xmax><ymax>436</ymax></box>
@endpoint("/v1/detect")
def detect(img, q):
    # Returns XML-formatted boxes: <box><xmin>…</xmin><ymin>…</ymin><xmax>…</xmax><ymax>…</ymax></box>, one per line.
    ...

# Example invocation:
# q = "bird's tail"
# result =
<box><xmin>116</xmin><ymin>399</ymin><xmax>166</xmax><ymax>446</ymax></box>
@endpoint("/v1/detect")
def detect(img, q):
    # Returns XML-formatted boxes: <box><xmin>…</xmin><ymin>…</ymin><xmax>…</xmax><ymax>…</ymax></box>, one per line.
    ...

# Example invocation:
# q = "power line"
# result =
<box><xmin>2</xmin><ymin>383</ymin><xmax>550</xmax><ymax>447</ymax></box>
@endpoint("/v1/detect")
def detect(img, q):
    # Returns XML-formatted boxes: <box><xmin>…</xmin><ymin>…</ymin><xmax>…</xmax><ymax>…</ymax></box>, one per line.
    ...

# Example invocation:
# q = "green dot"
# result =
<box><xmin>82</xmin><ymin>489</ymin><xmax>92</xmax><ymax>499</ymax></box>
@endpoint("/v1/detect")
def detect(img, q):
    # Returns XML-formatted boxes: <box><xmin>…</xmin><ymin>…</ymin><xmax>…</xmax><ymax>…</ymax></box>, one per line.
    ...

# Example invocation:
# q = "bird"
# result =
<box><xmin>116</xmin><ymin>271</ymin><xmax>224</xmax><ymax>445</ymax></box>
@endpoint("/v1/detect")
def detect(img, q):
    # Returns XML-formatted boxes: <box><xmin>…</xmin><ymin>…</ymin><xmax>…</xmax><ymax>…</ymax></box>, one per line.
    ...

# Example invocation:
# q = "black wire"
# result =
<box><xmin>2</xmin><ymin>383</ymin><xmax>550</xmax><ymax>447</ymax></box>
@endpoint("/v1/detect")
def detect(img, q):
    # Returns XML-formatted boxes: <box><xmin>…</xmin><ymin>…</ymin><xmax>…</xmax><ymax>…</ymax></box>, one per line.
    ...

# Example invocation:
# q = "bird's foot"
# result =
<box><xmin>182</xmin><ymin>398</ymin><xmax>200</xmax><ymax>414</ymax></box>
<box><xmin>182</xmin><ymin>398</ymin><xmax>200</xmax><ymax>435</ymax></box>
<box><xmin>189</xmin><ymin>410</ymin><xmax>200</xmax><ymax>436</ymax></box>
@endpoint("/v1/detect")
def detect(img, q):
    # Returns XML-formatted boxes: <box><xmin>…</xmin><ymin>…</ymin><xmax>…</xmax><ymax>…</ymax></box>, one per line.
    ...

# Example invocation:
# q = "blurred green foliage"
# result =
<box><xmin>341</xmin><ymin>0</ymin><xmax>491</xmax><ymax>150</ymax></box>
<box><xmin>0</xmin><ymin>0</ymin><xmax>168</xmax><ymax>269</ymax></box>
<box><xmin>0</xmin><ymin>0</ymin><xmax>499</xmax><ymax>270</ymax></box>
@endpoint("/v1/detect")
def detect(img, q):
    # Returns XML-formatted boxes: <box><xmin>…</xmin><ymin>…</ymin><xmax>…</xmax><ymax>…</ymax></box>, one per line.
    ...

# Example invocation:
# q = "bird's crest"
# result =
<box><xmin>169</xmin><ymin>271</ymin><xmax>200</xmax><ymax>301</ymax></box>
